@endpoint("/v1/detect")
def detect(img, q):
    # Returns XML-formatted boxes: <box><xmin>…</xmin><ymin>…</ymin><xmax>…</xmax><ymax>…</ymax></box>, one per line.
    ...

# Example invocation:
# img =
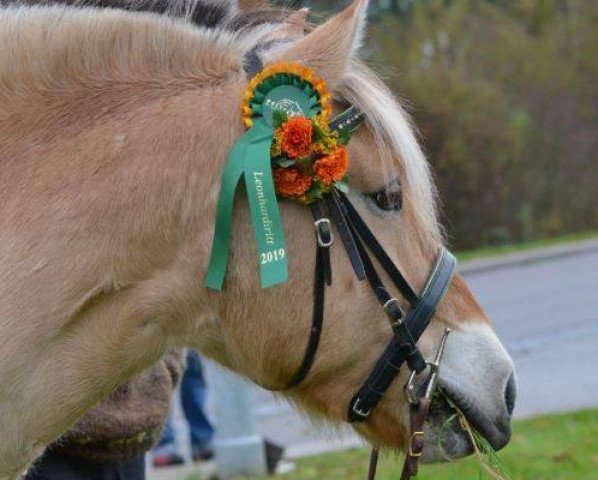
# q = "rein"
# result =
<box><xmin>225</xmin><ymin>46</ymin><xmax>458</xmax><ymax>480</ymax></box>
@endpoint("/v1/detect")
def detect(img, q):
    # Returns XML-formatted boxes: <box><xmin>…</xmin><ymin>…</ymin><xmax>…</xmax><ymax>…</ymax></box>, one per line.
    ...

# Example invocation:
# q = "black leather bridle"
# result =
<box><xmin>243</xmin><ymin>48</ymin><xmax>457</xmax><ymax>476</ymax></box>
<box><xmin>295</xmin><ymin>188</ymin><xmax>456</xmax><ymax>424</ymax></box>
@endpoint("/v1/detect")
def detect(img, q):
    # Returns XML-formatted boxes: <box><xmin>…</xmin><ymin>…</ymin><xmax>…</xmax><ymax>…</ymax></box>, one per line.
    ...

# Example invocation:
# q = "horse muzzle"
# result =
<box><xmin>422</xmin><ymin>325</ymin><xmax>517</xmax><ymax>462</ymax></box>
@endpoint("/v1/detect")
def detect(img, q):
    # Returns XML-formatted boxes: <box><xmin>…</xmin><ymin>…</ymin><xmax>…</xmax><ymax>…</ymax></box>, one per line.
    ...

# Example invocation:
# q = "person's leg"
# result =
<box><xmin>153</xmin><ymin>413</ymin><xmax>184</xmax><ymax>466</ymax></box>
<box><xmin>180</xmin><ymin>351</ymin><xmax>214</xmax><ymax>460</ymax></box>
<box><xmin>156</xmin><ymin>414</ymin><xmax>176</xmax><ymax>448</ymax></box>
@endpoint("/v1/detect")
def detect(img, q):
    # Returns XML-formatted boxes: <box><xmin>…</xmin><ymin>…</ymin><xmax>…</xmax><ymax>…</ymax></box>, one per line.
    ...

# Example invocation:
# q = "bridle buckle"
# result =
<box><xmin>408</xmin><ymin>431</ymin><xmax>425</xmax><ymax>457</ymax></box>
<box><xmin>382</xmin><ymin>298</ymin><xmax>405</xmax><ymax>328</ymax></box>
<box><xmin>314</xmin><ymin>218</ymin><xmax>334</xmax><ymax>248</ymax></box>
<box><xmin>351</xmin><ymin>398</ymin><xmax>372</xmax><ymax>419</ymax></box>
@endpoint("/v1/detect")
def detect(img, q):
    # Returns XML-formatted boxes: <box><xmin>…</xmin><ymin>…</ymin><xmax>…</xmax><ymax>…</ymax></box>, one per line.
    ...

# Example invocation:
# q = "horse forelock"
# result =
<box><xmin>339</xmin><ymin>63</ymin><xmax>443</xmax><ymax>244</ymax></box>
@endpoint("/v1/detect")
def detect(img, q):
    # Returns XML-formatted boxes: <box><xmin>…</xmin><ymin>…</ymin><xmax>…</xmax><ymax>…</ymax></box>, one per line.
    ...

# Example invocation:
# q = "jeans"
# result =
<box><xmin>158</xmin><ymin>351</ymin><xmax>214</xmax><ymax>450</ymax></box>
<box><xmin>25</xmin><ymin>451</ymin><xmax>145</xmax><ymax>480</ymax></box>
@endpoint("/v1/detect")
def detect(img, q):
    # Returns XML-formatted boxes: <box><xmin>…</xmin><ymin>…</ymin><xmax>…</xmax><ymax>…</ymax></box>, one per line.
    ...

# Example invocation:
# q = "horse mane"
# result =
<box><xmin>0</xmin><ymin>7</ymin><xmax>230</xmax><ymax>94</ymax></box>
<box><xmin>339</xmin><ymin>62</ymin><xmax>442</xmax><ymax>243</ymax></box>
<box><xmin>0</xmin><ymin>0</ymin><xmax>441</xmax><ymax>243</ymax></box>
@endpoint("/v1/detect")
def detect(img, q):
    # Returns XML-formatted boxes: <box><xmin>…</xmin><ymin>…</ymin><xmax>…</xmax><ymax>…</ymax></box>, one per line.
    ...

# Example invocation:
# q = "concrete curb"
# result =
<box><xmin>148</xmin><ymin>461</ymin><xmax>216</xmax><ymax>480</ymax></box>
<box><xmin>459</xmin><ymin>238</ymin><xmax>598</xmax><ymax>276</ymax></box>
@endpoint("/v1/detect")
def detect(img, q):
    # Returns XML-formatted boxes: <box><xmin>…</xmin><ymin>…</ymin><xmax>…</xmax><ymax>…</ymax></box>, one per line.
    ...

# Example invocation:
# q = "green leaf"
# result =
<box><xmin>337</xmin><ymin>128</ymin><xmax>352</xmax><ymax>145</ymax></box>
<box><xmin>272</xmin><ymin>109</ymin><xmax>288</xmax><ymax>129</ymax></box>
<box><xmin>307</xmin><ymin>180</ymin><xmax>326</xmax><ymax>199</ymax></box>
<box><xmin>277</xmin><ymin>159</ymin><xmax>296</xmax><ymax>168</ymax></box>
<box><xmin>297</xmin><ymin>156</ymin><xmax>314</xmax><ymax>166</ymax></box>
<box><xmin>335</xmin><ymin>181</ymin><xmax>350</xmax><ymax>193</ymax></box>
<box><xmin>312</xmin><ymin>122</ymin><xmax>325</xmax><ymax>142</ymax></box>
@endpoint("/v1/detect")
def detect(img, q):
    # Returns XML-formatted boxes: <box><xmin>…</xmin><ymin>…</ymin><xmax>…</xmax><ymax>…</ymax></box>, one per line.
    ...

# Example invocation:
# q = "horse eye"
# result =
<box><xmin>373</xmin><ymin>189</ymin><xmax>402</xmax><ymax>211</ymax></box>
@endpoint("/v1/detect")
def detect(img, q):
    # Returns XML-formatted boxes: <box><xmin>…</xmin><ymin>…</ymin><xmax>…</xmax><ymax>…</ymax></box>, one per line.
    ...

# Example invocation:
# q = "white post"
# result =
<box><xmin>210</xmin><ymin>366</ymin><xmax>268</xmax><ymax>479</ymax></box>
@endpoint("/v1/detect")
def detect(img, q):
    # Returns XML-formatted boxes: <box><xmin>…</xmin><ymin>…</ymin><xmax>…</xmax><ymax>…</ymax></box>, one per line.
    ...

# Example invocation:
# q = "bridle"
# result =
<box><xmin>305</xmin><ymin>191</ymin><xmax>455</xmax><ymax>480</ymax></box>
<box><xmin>243</xmin><ymin>48</ymin><xmax>457</xmax><ymax>480</ymax></box>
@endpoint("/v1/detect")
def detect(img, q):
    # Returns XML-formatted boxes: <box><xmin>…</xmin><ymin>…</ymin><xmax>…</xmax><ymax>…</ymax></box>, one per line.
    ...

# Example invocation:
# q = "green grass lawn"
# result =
<box><xmin>238</xmin><ymin>408</ymin><xmax>598</xmax><ymax>480</ymax></box>
<box><xmin>455</xmin><ymin>231</ymin><xmax>598</xmax><ymax>262</ymax></box>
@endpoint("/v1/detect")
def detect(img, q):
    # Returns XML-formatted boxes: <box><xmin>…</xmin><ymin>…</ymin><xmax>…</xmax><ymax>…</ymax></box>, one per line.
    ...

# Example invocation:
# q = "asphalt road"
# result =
<box><xmin>467</xmin><ymin>248</ymin><xmax>598</xmax><ymax>417</ymax></box>
<box><xmin>164</xmin><ymin>247</ymin><xmax>598</xmax><ymax>462</ymax></box>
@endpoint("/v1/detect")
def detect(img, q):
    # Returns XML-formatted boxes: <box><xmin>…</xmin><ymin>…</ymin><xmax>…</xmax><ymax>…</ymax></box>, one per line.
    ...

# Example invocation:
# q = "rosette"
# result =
<box><xmin>205</xmin><ymin>63</ymin><xmax>331</xmax><ymax>291</ymax></box>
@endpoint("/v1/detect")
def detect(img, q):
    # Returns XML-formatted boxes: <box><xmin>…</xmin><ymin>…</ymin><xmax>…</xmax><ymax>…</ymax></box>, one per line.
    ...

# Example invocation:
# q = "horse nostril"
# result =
<box><xmin>505</xmin><ymin>372</ymin><xmax>516</xmax><ymax>416</ymax></box>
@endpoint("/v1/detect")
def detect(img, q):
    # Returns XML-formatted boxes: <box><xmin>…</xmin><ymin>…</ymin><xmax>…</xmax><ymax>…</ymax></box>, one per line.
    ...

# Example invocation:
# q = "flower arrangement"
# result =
<box><xmin>207</xmin><ymin>62</ymin><xmax>354</xmax><ymax>290</ymax></box>
<box><xmin>238</xmin><ymin>61</ymin><xmax>350</xmax><ymax>204</ymax></box>
<box><xmin>270</xmin><ymin>111</ymin><xmax>351</xmax><ymax>204</ymax></box>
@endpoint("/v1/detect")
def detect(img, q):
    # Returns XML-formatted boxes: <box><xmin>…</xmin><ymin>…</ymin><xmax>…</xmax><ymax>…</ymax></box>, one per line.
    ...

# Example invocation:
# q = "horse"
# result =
<box><xmin>0</xmin><ymin>0</ymin><xmax>517</xmax><ymax>477</ymax></box>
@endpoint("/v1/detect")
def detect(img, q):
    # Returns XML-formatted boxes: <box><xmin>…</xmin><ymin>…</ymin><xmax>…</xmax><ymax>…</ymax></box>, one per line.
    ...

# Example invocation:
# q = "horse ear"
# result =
<box><xmin>267</xmin><ymin>0</ymin><xmax>369</xmax><ymax>87</ymax></box>
<box><xmin>285</xmin><ymin>7</ymin><xmax>309</xmax><ymax>36</ymax></box>
<box><xmin>257</xmin><ymin>7</ymin><xmax>309</xmax><ymax>44</ymax></box>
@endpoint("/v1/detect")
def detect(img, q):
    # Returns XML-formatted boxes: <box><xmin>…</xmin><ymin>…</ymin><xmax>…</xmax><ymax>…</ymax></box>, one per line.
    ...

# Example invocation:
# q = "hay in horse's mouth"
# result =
<box><xmin>427</xmin><ymin>388</ymin><xmax>513</xmax><ymax>480</ymax></box>
<box><xmin>420</xmin><ymin>389</ymin><xmax>474</xmax><ymax>462</ymax></box>
<box><xmin>436</xmin><ymin>383</ymin><xmax>512</xmax><ymax>453</ymax></box>
<box><xmin>428</xmin><ymin>383</ymin><xmax>511</xmax><ymax>459</ymax></box>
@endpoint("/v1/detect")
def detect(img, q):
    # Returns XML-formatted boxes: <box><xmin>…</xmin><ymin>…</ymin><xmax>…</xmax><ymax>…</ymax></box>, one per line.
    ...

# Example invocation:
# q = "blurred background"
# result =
<box><xmin>150</xmin><ymin>1</ymin><xmax>598</xmax><ymax>479</ymax></box>
<box><xmin>315</xmin><ymin>0</ymin><xmax>598</xmax><ymax>250</ymax></box>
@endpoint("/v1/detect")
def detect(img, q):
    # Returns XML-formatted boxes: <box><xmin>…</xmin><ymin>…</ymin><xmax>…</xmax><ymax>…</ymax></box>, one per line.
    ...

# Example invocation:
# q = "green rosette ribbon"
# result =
<box><xmin>205</xmin><ymin>71</ymin><xmax>325</xmax><ymax>290</ymax></box>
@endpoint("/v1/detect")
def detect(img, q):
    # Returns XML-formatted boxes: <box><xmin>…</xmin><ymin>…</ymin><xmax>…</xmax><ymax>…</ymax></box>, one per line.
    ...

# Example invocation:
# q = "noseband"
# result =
<box><xmin>242</xmin><ymin>49</ymin><xmax>457</xmax><ymax>479</ymax></box>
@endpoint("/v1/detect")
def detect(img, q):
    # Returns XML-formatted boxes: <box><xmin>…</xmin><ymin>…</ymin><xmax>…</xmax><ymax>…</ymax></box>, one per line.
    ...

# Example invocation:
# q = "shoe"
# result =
<box><xmin>153</xmin><ymin>452</ymin><xmax>185</xmax><ymax>467</ymax></box>
<box><xmin>264</xmin><ymin>439</ymin><xmax>285</xmax><ymax>474</ymax></box>
<box><xmin>191</xmin><ymin>445</ymin><xmax>215</xmax><ymax>462</ymax></box>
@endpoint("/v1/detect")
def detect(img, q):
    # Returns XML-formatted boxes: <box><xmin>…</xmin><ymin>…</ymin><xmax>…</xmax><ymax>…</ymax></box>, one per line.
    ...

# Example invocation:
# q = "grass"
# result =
<box><xmin>455</xmin><ymin>230</ymin><xmax>598</xmax><ymax>262</ymax></box>
<box><xmin>231</xmin><ymin>408</ymin><xmax>598</xmax><ymax>480</ymax></box>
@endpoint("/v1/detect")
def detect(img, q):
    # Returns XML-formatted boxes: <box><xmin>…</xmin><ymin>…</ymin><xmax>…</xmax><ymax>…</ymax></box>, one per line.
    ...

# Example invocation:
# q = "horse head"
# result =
<box><xmin>204</xmin><ymin>0</ymin><xmax>517</xmax><ymax>460</ymax></box>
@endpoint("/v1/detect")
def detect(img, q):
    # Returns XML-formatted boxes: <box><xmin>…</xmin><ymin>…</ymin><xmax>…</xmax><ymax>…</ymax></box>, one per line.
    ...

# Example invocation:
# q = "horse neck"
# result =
<box><xmin>0</xmin><ymin>71</ymin><xmax>253</xmax><ymax>473</ymax></box>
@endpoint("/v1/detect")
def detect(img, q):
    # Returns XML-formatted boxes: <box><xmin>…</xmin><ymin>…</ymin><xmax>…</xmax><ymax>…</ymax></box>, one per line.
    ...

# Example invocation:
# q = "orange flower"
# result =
<box><xmin>281</xmin><ymin>117</ymin><xmax>313</xmax><ymax>158</ymax></box>
<box><xmin>273</xmin><ymin>167</ymin><xmax>312</xmax><ymax>198</ymax></box>
<box><xmin>314</xmin><ymin>147</ymin><xmax>349</xmax><ymax>185</ymax></box>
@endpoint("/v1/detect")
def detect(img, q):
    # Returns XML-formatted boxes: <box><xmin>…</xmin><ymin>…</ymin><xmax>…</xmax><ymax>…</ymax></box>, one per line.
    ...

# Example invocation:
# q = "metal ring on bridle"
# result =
<box><xmin>314</xmin><ymin>218</ymin><xmax>334</xmax><ymax>248</ymax></box>
<box><xmin>351</xmin><ymin>397</ymin><xmax>372</xmax><ymax>420</ymax></box>
<box><xmin>382</xmin><ymin>298</ymin><xmax>405</xmax><ymax>327</ymax></box>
